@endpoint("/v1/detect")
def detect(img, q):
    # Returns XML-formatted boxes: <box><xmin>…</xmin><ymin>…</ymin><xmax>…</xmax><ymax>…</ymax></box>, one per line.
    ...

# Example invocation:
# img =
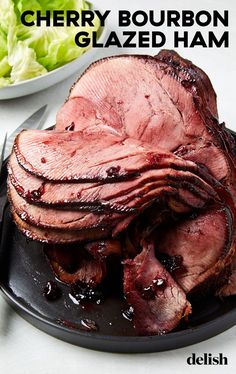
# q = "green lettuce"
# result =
<box><xmin>0</xmin><ymin>56</ymin><xmax>11</xmax><ymax>78</ymax></box>
<box><xmin>0</xmin><ymin>0</ymin><xmax>100</xmax><ymax>87</ymax></box>
<box><xmin>0</xmin><ymin>28</ymin><xmax>8</xmax><ymax>61</ymax></box>
<box><xmin>10</xmin><ymin>41</ymin><xmax>47</xmax><ymax>82</ymax></box>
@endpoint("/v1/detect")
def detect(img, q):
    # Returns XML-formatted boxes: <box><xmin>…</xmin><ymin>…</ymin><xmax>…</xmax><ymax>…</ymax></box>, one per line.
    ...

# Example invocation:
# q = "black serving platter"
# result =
<box><xmin>0</xmin><ymin>150</ymin><xmax>236</xmax><ymax>353</ymax></box>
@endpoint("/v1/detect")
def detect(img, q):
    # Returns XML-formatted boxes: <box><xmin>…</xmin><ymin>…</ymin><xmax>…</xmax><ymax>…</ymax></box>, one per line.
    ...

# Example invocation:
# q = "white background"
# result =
<box><xmin>0</xmin><ymin>0</ymin><xmax>236</xmax><ymax>373</ymax></box>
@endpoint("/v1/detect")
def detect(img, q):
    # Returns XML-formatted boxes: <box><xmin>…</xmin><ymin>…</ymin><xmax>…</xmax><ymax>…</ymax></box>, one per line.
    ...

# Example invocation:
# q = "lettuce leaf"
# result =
<box><xmin>10</xmin><ymin>41</ymin><xmax>47</xmax><ymax>82</ymax></box>
<box><xmin>0</xmin><ymin>56</ymin><xmax>11</xmax><ymax>78</ymax></box>
<box><xmin>0</xmin><ymin>77</ymin><xmax>11</xmax><ymax>87</ymax></box>
<box><xmin>0</xmin><ymin>0</ymin><xmax>100</xmax><ymax>87</ymax></box>
<box><xmin>0</xmin><ymin>28</ymin><xmax>8</xmax><ymax>60</ymax></box>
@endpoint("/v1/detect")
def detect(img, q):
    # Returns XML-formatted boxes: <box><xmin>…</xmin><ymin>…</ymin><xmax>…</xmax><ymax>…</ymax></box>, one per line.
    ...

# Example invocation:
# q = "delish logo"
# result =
<box><xmin>187</xmin><ymin>353</ymin><xmax>228</xmax><ymax>366</ymax></box>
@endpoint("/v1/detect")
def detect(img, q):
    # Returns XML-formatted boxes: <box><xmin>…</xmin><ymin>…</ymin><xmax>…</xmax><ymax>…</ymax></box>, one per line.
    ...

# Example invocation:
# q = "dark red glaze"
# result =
<box><xmin>158</xmin><ymin>253</ymin><xmax>184</xmax><ymax>273</ymax></box>
<box><xmin>65</xmin><ymin>122</ymin><xmax>75</xmax><ymax>131</ymax></box>
<box><xmin>122</xmin><ymin>306</ymin><xmax>134</xmax><ymax>321</ymax></box>
<box><xmin>106</xmin><ymin>166</ymin><xmax>121</xmax><ymax>177</ymax></box>
<box><xmin>80</xmin><ymin>319</ymin><xmax>98</xmax><ymax>332</ymax></box>
<box><xmin>43</xmin><ymin>281</ymin><xmax>61</xmax><ymax>301</ymax></box>
<box><xmin>139</xmin><ymin>277</ymin><xmax>166</xmax><ymax>300</ymax></box>
<box><xmin>26</xmin><ymin>184</ymin><xmax>45</xmax><ymax>201</ymax></box>
<box><xmin>70</xmin><ymin>281</ymin><xmax>103</xmax><ymax>303</ymax></box>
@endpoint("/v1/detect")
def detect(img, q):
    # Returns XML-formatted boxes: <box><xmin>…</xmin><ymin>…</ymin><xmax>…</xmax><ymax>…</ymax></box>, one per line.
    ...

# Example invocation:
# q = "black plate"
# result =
<box><xmin>0</xmin><ymin>150</ymin><xmax>236</xmax><ymax>354</ymax></box>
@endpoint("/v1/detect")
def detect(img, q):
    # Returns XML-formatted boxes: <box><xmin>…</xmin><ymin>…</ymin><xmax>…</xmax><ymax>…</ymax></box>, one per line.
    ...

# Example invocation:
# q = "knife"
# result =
<box><xmin>0</xmin><ymin>133</ymin><xmax>7</xmax><ymax>174</ymax></box>
<box><xmin>3</xmin><ymin>105</ymin><xmax>47</xmax><ymax>159</ymax></box>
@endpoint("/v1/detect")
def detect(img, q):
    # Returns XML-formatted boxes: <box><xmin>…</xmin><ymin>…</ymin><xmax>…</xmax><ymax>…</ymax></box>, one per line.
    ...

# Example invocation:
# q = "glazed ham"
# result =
<box><xmin>7</xmin><ymin>50</ymin><xmax>236</xmax><ymax>336</ymax></box>
<box><xmin>123</xmin><ymin>242</ymin><xmax>191</xmax><ymax>335</ymax></box>
<box><xmin>155</xmin><ymin>205</ymin><xmax>234</xmax><ymax>294</ymax></box>
<box><xmin>57</xmin><ymin>52</ymin><xmax>235</xmax><ymax>190</ymax></box>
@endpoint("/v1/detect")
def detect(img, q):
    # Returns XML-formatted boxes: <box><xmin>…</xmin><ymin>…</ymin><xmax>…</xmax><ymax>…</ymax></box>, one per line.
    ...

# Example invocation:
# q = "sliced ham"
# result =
<box><xmin>216</xmin><ymin>253</ymin><xmax>236</xmax><ymax>297</ymax></box>
<box><xmin>8</xmin><ymin>152</ymin><xmax>217</xmax><ymax>211</ymax></box>
<box><xmin>123</xmin><ymin>242</ymin><xmax>191</xmax><ymax>335</ymax></box>
<box><xmin>155</xmin><ymin>205</ymin><xmax>234</xmax><ymax>294</ymax></box>
<box><xmin>6</xmin><ymin>50</ymin><xmax>236</xmax><ymax>336</ymax></box>
<box><xmin>12</xmin><ymin>210</ymin><xmax>111</xmax><ymax>244</ymax></box>
<box><xmin>44</xmin><ymin>244</ymin><xmax>106</xmax><ymax>285</ymax></box>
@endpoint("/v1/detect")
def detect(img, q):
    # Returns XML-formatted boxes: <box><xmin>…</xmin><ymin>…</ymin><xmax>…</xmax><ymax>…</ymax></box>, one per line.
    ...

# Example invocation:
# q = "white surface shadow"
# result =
<box><xmin>0</xmin><ymin>295</ymin><xmax>14</xmax><ymax>338</ymax></box>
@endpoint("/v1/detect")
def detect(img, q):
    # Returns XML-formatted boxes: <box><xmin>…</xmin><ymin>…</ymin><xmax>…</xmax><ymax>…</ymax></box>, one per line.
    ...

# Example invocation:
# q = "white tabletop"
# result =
<box><xmin>0</xmin><ymin>0</ymin><xmax>236</xmax><ymax>373</ymax></box>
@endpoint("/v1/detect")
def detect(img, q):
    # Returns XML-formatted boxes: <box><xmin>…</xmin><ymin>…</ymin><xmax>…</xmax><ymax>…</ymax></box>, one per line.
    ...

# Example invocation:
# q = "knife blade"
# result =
<box><xmin>0</xmin><ymin>133</ymin><xmax>7</xmax><ymax>173</ymax></box>
<box><xmin>4</xmin><ymin>105</ymin><xmax>47</xmax><ymax>159</ymax></box>
<box><xmin>0</xmin><ymin>134</ymin><xmax>8</xmax><ymax>232</ymax></box>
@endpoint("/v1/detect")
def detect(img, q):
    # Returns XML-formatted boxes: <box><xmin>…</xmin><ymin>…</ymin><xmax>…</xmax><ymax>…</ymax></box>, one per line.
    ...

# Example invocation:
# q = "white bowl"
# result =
<box><xmin>0</xmin><ymin>28</ymin><xmax>106</xmax><ymax>100</ymax></box>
